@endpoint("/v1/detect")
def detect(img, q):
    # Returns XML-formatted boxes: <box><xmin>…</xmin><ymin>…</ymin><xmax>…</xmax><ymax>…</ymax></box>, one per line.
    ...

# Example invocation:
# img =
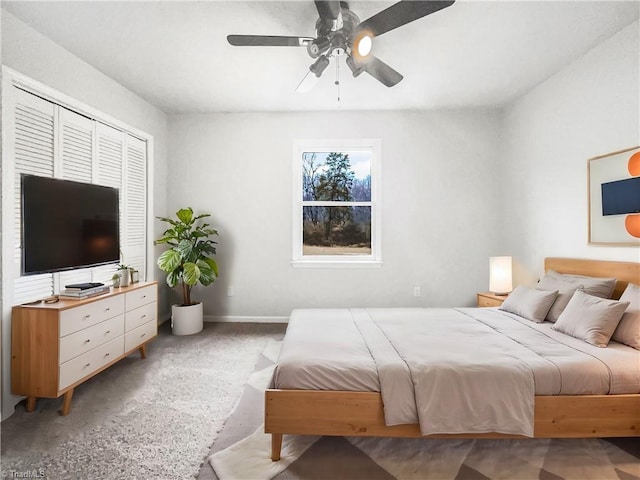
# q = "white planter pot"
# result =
<box><xmin>171</xmin><ymin>302</ymin><xmax>203</xmax><ymax>336</ymax></box>
<box><xmin>118</xmin><ymin>269</ymin><xmax>130</xmax><ymax>287</ymax></box>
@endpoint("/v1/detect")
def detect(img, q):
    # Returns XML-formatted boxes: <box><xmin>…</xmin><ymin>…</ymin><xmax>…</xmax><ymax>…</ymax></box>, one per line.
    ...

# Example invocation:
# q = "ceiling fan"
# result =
<box><xmin>227</xmin><ymin>0</ymin><xmax>455</xmax><ymax>92</ymax></box>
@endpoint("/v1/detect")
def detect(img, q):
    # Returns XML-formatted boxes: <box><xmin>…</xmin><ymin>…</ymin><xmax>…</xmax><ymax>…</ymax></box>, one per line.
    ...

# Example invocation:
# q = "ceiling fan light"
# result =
<box><xmin>352</xmin><ymin>31</ymin><xmax>373</xmax><ymax>61</ymax></box>
<box><xmin>307</xmin><ymin>37</ymin><xmax>331</xmax><ymax>58</ymax></box>
<box><xmin>357</xmin><ymin>35</ymin><xmax>372</xmax><ymax>57</ymax></box>
<box><xmin>310</xmin><ymin>55</ymin><xmax>330</xmax><ymax>78</ymax></box>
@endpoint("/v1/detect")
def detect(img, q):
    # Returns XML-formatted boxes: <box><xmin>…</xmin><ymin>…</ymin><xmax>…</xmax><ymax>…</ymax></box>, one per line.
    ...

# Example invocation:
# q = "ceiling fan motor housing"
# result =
<box><xmin>308</xmin><ymin>5</ymin><xmax>361</xmax><ymax>59</ymax></box>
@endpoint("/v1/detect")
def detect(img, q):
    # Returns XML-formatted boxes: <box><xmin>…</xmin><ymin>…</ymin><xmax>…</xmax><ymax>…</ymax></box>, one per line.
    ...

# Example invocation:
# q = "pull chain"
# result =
<box><xmin>335</xmin><ymin>54</ymin><xmax>341</xmax><ymax>104</ymax></box>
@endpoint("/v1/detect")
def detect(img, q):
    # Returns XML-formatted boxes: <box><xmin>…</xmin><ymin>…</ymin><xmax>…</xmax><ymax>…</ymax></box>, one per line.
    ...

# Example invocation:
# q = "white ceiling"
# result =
<box><xmin>3</xmin><ymin>1</ymin><xmax>638</xmax><ymax>113</ymax></box>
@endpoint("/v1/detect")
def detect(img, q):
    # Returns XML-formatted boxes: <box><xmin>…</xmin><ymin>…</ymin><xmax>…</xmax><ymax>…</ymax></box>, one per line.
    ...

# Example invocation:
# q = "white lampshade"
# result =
<box><xmin>489</xmin><ymin>256</ymin><xmax>513</xmax><ymax>295</ymax></box>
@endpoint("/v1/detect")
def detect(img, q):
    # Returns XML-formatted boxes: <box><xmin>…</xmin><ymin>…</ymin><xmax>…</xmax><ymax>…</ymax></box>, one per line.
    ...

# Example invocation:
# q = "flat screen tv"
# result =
<box><xmin>21</xmin><ymin>175</ymin><xmax>120</xmax><ymax>275</ymax></box>
<box><xmin>601</xmin><ymin>177</ymin><xmax>640</xmax><ymax>216</ymax></box>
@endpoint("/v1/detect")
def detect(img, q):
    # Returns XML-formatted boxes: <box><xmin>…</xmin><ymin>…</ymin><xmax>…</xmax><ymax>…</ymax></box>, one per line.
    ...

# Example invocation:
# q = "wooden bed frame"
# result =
<box><xmin>265</xmin><ymin>258</ymin><xmax>640</xmax><ymax>461</ymax></box>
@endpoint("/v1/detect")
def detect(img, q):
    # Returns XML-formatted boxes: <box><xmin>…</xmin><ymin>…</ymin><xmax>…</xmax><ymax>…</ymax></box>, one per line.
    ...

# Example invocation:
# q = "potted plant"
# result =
<box><xmin>155</xmin><ymin>207</ymin><xmax>219</xmax><ymax>335</ymax></box>
<box><xmin>112</xmin><ymin>273</ymin><xmax>121</xmax><ymax>288</ymax></box>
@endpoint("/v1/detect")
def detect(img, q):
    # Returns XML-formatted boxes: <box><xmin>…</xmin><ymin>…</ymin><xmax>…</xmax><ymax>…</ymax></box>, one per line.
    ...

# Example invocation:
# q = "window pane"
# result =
<box><xmin>302</xmin><ymin>151</ymin><xmax>371</xmax><ymax>202</ymax></box>
<box><xmin>303</xmin><ymin>206</ymin><xmax>371</xmax><ymax>256</ymax></box>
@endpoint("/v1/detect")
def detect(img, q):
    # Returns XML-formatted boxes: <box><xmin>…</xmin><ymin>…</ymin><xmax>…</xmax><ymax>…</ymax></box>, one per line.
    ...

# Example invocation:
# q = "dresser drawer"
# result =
<box><xmin>59</xmin><ymin>336</ymin><xmax>124</xmax><ymax>390</ymax></box>
<box><xmin>125</xmin><ymin>302</ymin><xmax>157</xmax><ymax>332</ymax></box>
<box><xmin>125</xmin><ymin>285</ymin><xmax>157</xmax><ymax>311</ymax></box>
<box><xmin>59</xmin><ymin>315</ymin><xmax>125</xmax><ymax>364</ymax></box>
<box><xmin>124</xmin><ymin>320</ymin><xmax>157</xmax><ymax>353</ymax></box>
<box><xmin>59</xmin><ymin>295</ymin><xmax>125</xmax><ymax>337</ymax></box>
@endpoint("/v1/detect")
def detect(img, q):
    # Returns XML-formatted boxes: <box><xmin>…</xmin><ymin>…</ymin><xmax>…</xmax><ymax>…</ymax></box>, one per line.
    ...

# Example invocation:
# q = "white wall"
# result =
<box><xmin>167</xmin><ymin>110</ymin><xmax>503</xmax><ymax>319</ymax></box>
<box><xmin>501</xmin><ymin>21</ymin><xmax>640</xmax><ymax>286</ymax></box>
<box><xmin>0</xmin><ymin>10</ymin><xmax>169</xmax><ymax>420</ymax></box>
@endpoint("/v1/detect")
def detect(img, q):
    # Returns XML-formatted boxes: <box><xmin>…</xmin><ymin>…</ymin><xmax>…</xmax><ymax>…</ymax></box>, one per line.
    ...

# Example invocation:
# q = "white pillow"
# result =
<box><xmin>552</xmin><ymin>291</ymin><xmax>629</xmax><ymax>347</ymax></box>
<box><xmin>611</xmin><ymin>283</ymin><xmax>640</xmax><ymax>349</ymax></box>
<box><xmin>537</xmin><ymin>274</ymin><xmax>583</xmax><ymax>322</ymax></box>
<box><xmin>499</xmin><ymin>286</ymin><xmax>558</xmax><ymax>323</ymax></box>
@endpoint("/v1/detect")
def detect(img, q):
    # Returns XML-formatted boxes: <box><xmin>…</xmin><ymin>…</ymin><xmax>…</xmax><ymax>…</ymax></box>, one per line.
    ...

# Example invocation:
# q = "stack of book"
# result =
<box><xmin>59</xmin><ymin>282</ymin><xmax>110</xmax><ymax>299</ymax></box>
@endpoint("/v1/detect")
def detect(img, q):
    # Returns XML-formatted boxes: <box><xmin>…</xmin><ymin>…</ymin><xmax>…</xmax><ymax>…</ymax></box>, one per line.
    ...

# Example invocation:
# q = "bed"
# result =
<box><xmin>265</xmin><ymin>258</ymin><xmax>640</xmax><ymax>461</ymax></box>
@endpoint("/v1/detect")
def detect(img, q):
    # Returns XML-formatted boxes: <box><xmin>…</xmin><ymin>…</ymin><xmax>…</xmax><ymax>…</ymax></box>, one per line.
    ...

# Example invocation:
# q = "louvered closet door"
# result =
<box><xmin>57</xmin><ymin>108</ymin><xmax>95</xmax><ymax>288</ymax></box>
<box><xmin>123</xmin><ymin>135</ymin><xmax>147</xmax><ymax>279</ymax></box>
<box><xmin>13</xmin><ymin>89</ymin><xmax>56</xmax><ymax>304</ymax></box>
<box><xmin>93</xmin><ymin>122</ymin><xmax>125</xmax><ymax>284</ymax></box>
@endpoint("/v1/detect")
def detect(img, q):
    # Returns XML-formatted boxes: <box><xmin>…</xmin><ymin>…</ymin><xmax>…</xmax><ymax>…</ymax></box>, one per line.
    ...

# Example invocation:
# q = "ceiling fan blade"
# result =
<box><xmin>227</xmin><ymin>35</ymin><xmax>313</xmax><ymax>47</ymax></box>
<box><xmin>363</xmin><ymin>56</ymin><xmax>404</xmax><ymax>87</ymax></box>
<box><xmin>314</xmin><ymin>0</ymin><xmax>341</xmax><ymax>21</ymax></box>
<box><xmin>358</xmin><ymin>0</ymin><xmax>455</xmax><ymax>37</ymax></box>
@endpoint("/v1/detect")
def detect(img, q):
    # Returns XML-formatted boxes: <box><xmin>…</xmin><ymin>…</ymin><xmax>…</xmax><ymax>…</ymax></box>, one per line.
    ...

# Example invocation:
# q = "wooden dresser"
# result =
<box><xmin>11</xmin><ymin>281</ymin><xmax>157</xmax><ymax>415</ymax></box>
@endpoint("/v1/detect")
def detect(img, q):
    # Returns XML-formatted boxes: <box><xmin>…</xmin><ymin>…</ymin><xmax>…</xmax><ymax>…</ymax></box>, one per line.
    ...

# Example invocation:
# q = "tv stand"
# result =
<box><xmin>11</xmin><ymin>281</ymin><xmax>157</xmax><ymax>415</ymax></box>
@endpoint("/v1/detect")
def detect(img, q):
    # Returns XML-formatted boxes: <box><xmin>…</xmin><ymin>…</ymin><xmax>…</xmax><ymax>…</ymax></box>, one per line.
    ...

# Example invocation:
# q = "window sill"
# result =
<box><xmin>291</xmin><ymin>260</ymin><xmax>383</xmax><ymax>269</ymax></box>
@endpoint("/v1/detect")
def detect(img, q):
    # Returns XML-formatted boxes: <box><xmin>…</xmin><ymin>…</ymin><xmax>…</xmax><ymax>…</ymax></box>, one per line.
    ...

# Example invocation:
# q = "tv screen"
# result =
<box><xmin>21</xmin><ymin>175</ymin><xmax>120</xmax><ymax>275</ymax></box>
<box><xmin>601</xmin><ymin>177</ymin><xmax>640</xmax><ymax>216</ymax></box>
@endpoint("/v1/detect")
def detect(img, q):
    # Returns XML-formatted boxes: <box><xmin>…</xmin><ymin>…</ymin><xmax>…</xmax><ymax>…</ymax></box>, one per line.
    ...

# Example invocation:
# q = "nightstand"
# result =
<box><xmin>477</xmin><ymin>292</ymin><xmax>508</xmax><ymax>307</ymax></box>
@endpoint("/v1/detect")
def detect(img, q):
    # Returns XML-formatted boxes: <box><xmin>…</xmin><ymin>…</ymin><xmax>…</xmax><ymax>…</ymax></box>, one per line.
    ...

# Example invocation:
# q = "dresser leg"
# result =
<box><xmin>61</xmin><ymin>389</ymin><xmax>74</xmax><ymax>416</ymax></box>
<box><xmin>25</xmin><ymin>396</ymin><xmax>36</xmax><ymax>412</ymax></box>
<box><xmin>139</xmin><ymin>344</ymin><xmax>147</xmax><ymax>359</ymax></box>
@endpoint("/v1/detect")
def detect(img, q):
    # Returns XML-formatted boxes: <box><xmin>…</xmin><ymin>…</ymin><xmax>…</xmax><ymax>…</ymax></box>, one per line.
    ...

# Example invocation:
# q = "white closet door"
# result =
<box><xmin>93</xmin><ymin>122</ymin><xmax>125</xmax><ymax>284</ymax></box>
<box><xmin>59</xmin><ymin>107</ymin><xmax>94</xmax><ymax>183</ymax></box>
<box><xmin>57</xmin><ymin>108</ymin><xmax>95</xmax><ymax>288</ymax></box>
<box><xmin>123</xmin><ymin>135</ymin><xmax>147</xmax><ymax>279</ymax></box>
<box><xmin>13</xmin><ymin>89</ymin><xmax>55</xmax><ymax>303</ymax></box>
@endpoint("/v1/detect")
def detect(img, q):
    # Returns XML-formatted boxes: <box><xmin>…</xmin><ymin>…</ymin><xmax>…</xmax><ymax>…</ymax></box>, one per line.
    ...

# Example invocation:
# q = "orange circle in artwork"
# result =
<box><xmin>625</xmin><ymin>214</ymin><xmax>640</xmax><ymax>238</ymax></box>
<box><xmin>629</xmin><ymin>152</ymin><xmax>640</xmax><ymax>176</ymax></box>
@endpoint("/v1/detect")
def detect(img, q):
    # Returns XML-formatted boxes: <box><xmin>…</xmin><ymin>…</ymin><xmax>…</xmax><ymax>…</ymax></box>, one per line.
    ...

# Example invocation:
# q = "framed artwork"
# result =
<box><xmin>588</xmin><ymin>146</ymin><xmax>640</xmax><ymax>245</ymax></box>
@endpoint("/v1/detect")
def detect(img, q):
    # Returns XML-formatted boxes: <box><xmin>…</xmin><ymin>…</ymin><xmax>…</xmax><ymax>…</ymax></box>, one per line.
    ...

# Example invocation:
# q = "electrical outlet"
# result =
<box><xmin>227</xmin><ymin>286</ymin><xmax>234</xmax><ymax>297</ymax></box>
<box><xmin>413</xmin><ymin>286</ymin><xmax>421</xmax><ymax>297</ymax></box>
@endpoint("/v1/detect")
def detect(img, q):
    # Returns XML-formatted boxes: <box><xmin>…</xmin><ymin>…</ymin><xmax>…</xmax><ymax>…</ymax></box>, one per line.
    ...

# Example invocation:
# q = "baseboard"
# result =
<box><xmin>204</xmin><ymin>315</ymin><xmax>289</xmax><ymax>324</ymax></box>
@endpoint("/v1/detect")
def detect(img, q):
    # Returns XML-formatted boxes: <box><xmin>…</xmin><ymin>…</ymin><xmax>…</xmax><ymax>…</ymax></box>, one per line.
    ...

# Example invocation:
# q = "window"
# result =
<box><xmin>292</xmin><ymin>139</ymin><xmax>381</xmax><ymax>267</ymax></box>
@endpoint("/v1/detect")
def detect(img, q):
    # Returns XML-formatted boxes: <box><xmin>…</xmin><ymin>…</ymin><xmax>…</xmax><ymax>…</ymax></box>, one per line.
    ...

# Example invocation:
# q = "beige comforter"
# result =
<box><xmin>274</xmin><ymin>307</ymin><xmax>640</xmax><ymax>437</ymax></box>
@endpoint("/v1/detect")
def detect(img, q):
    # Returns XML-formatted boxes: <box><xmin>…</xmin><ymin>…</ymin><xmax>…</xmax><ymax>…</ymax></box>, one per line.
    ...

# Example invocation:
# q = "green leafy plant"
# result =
<box><xmin>154</xmin><ymin>207</ymin><xmax>219</xmax><ymax>306</ymax></box>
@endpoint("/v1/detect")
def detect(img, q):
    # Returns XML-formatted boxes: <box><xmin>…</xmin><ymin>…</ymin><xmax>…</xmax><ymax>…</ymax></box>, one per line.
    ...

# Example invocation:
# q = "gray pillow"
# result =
<box><xmin>611</xmin><ymin>283</ymin><xmax>640</xmax><ymax>349</ymax></box>
<box><xmin>499</xmin><ymin>286</ymin><xmax>558</xmax><ymax>323</ymax></box>
<box><xmin>546</xmin><ymin>270</ymin><xmax>616</xmax><ymax>299</ymax></box>
<box><xmin>537</xmin><ymin>274</ymin><xmax>583</xmax><ymax>322</ymax></box>
<box><xmin>552</xmin><ymin>291</ymin><xmax>629</xmax><ymax>347</ymax></box>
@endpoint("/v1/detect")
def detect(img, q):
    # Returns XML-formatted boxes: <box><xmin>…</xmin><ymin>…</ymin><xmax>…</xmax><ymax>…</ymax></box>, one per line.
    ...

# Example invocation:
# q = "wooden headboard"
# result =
<box><xmin>545</xmin><ymin>257</ymin><xmax>640</xmax><ymax>299</ymax></box>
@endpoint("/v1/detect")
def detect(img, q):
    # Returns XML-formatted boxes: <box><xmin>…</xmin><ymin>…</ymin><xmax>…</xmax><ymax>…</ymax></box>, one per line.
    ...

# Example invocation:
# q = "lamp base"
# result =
<box><xmin>490</xmin><ymin>292</ymin><xmax>510</xmax><ymax>296</ymax></box>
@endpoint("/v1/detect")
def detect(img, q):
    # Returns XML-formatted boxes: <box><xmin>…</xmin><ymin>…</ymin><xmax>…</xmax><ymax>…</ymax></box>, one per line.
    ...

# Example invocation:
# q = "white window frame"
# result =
<box><xmin>292</xmin><ymin>139</ymin><xmax>382</xmax><ymax>268</ymax></box>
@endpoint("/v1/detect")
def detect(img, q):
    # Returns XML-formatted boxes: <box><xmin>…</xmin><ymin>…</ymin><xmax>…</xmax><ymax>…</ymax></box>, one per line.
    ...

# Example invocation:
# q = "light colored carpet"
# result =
<box><xmin>205</xmin><ymin>341</ymin><xmax>640</xmax><ymax>480</ymax></box>
<box><xmin>1</xmin><ymin>321</ymin><xmax>286</xmax><ymax>479</ymax></box>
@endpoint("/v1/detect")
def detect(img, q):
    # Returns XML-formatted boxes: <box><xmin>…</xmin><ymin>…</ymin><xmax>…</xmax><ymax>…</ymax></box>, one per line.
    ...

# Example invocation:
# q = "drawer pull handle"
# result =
<box><xmin>105</xmin><ymin>307</ymin><xmax>111</xmax><ymax>312</ymax></box>
<box><xmin>105</xmin><ymin>353</ymin><xmax>110</xmax><ymax>358</ymax></box>
<box><xmin>84</xmin><ymin>363</ymin><xmax>91</xmax><ymax>368</ymax></box>
<box><xmin>142</xmin><ymin>295</ymin><xmax>147</xmax><ymax>299</ymax></box>
<box><xmin>141</xmin><ymin>333</ymin><xmax>146</xmax><ymax>338</ymax></box>
<box><xmin>141</xmin><ymin>314</ymin><xmax>146</xmax><ymax>319</ymax></box>
<box><xmin>84</xmin><ymin>339</ymin><xmax>91</xmax><ymax>344</ymax></box>
<box><xmin>105</xmin><ymin>330</ymin><xmax>111</xmax><ymax>335</ymax></box>
<box><xmin>83</xmin><ymin>314</ymin><xmax>91</xmax><ymax>319</ymax></box>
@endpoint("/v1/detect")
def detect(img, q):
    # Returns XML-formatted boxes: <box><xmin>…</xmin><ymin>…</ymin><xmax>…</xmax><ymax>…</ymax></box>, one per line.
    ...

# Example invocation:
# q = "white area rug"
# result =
<box><xmin>1</xmin><ymin>323</ymin><xmax>285</xmax><ymax>479</ymax></box>
<box><xmin>205</xmin><ymin>340</ymin><xmax>640</xmax><ymax>480</ymax></box>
